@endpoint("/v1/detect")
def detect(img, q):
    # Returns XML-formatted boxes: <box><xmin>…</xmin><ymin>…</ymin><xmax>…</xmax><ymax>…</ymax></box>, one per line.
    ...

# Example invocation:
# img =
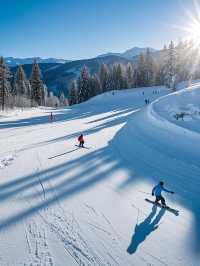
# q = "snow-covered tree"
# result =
<box><xmin>111</xmin><ymin>64</ymin><xmax>128</xmax><ymax>90</ymax></box>
<box><xmin>14</xmin><ymin>65</ymin><xmax>30</xmax><ymax>96</ymax></box>
<box><xmin>99</xmin><ymin>64</ymin><xmax>111</xmax><ymax>92</ymax></box>
<box><xmin>68</xmin><ymin>80</ymin><xmax>78</xmax><ymax>105</ymax></box>
<box><xmin>30</xmin><ymin>61</ymin><xmax>45</xmax><ymax>106</ymax></box>
<box><xmin>136</xmin><ymin>53</ymin><xmax>146</xmax><ymax>87</ymax></box>
<box><xmin>145</xmin><ymin>48</ymin><xmax>155</xmax><ymax>86</ymax></box>
<box><xmin>46</xmin><ymin>91</ymin><xmax>60</xmax><ymax>107</ymax></box>
<box><xmin>163</xmin><ymin>41</ymin><xmax>177</xmax><ymax>89</ymax></box>
<box><xmin>43</xmin><ymin>84</ymin><xmax>48</xmax><ymax>106</ymax></box>
<box><xmin>59</xmin><ymin>92</ymin><xmax>68</xmax><ymax>106</ymax></box>
<box><xmin>0</xmin><ymin>57</ymin><xmax>11</xmax><ymax>110</ymax></box>
<box><xmin>77</xmin><ymin>66</ymin><xmax>91</xmax><ymax>103</ymax></box>
<box><xmin>126</xmin><ymin>63</ymin><xmax>134</xmax><ymax>88</ymax></box>
<box><xmin>89</xmin><ymin>74</ymin><xmax>102</xmax><ymax>97</ymax></box>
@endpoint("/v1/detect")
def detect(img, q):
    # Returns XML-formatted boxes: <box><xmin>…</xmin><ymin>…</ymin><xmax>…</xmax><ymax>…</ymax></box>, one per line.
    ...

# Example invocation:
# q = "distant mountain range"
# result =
<box><xmin>11</xmin><ymin>55</ymin><xmax>131</xmax><ymax>96</ymax></box>
<box><xmin>98</xmin><ymin>47</ymin><xmax>156</xmax><ymax>59</ymax></box>
<box><xmin>9</xmin><ymin>46</ymin><xmax>158</xmax><ymax>96</ymax></box>
<box><xmin>5</xmin><ymin>47</ymin><xmax>156</xmax><ymax>67</ymax></box>
<box><xmin>5</xmin><ymin>57</ymin><xmax>68</xmax><ymax>67</ymax></box>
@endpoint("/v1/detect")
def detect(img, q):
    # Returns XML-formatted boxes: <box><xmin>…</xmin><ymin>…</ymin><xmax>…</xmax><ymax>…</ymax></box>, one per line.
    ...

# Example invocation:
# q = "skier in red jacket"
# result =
<box><xmin>78</xmin><ymin>134</ymin><xmax>84</xmax><ymax>147</ymax></box>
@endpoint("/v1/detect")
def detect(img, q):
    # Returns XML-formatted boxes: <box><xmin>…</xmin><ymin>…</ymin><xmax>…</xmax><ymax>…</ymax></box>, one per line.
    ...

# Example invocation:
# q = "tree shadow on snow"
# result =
<box><xmin>0</xmin><ymin>145</ymin><xmax>127</xmax><ymax>231</ymax></box>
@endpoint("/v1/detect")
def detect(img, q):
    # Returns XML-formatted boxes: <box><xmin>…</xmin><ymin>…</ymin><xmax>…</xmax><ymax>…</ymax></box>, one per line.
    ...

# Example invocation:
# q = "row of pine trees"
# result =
<box><xmin>0</xmin><ymin>57</ymin><xmax>67</xmax><ymax>110</ymax></box>
<box><xmin>1</xmin><ymin>40</ymin><xmax>199</xmax><ymax>109</ymax></box>
<box><xmin>68</xmin><ymin>40</ymin><xmax>200</xmax><ymax>105</ymax></box>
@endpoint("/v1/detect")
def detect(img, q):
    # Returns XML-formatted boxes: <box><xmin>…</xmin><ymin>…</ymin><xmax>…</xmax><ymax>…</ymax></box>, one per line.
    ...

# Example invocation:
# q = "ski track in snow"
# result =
<box><xmin>22</xmin><ymin>220</ymin><xmax>54</xmax><ymax>266</ymax></box>
<box><xmin>0</xmin><ymin>154</ymin><xmax>15</xmax><ymax>169</ymax></box>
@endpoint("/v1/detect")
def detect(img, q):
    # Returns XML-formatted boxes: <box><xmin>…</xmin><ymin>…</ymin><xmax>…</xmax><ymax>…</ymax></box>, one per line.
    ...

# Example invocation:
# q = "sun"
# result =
<box><xmin>174</xmin><ymin>0</ymin><xmax>200</xmax><ymax>48</ymax></box>
<box><xmin>184</xmin><ymin>17</ymin><xmax>200</xmax><ymax>47</ymax></box>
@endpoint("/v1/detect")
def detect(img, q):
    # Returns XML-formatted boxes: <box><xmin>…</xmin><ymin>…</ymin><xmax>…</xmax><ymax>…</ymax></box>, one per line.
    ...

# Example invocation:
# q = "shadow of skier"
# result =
<box><xmin>127</xmin><ymin>205</ymin><xmax>166</xmax><ymax>254</ymax></box>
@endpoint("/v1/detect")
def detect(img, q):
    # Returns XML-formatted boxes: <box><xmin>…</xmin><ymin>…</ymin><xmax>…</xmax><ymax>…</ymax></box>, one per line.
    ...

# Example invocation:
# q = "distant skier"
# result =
<box><xmin>152</xmin><ymin>181</ymin><xmax>174</xmax><ymax>207</ymax></box>
<box><xmin>49</xmin><ymin>112</ymin><xmax>53</xmax><ymax>122</ymax></box>
<box><xmin>78</xmin><ymin>134</ymin><xmax>84</xmax><ymax>147</ymax></box>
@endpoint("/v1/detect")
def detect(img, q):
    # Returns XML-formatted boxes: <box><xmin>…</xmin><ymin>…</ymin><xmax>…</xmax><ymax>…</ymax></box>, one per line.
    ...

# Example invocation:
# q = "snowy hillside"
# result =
<box><xmin>0</xmin><ymin>83</ymin><xmax>200</xmax><ymax>265</ymax></box>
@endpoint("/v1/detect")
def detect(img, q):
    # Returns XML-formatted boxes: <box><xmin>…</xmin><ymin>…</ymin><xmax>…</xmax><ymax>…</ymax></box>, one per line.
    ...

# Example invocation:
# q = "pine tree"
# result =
<box><xmin>46</xmin><ymin>91</ymin><xmax>60</xmax><ymax>107</ymax></box>
<box><xmin>126</xmin><ymin>63</ymin><xmax>134</xmax><ymax>88</ymax></box>
<box><xmin>136</xmin><ymin>53</ymin><xmax>146</xmax><ymax>87</ymax></box>
<box><xmin>59</xmin><ymin>92</ymin><xmax>68</xmax><ymax>106</ymax></box>
<box><xmin>175</xmin><ymin>41</ymin><xmax>185</xmax><ymax>82</ymax></box>
<box><xmin>0</xmin><ymin>57</ymin><xmax>11</xmax><ymax>110</ymax></box>
<box><xmin>14</xmin><ymin>65</ymin><xmax>31</xmax><ymax>97</ymax></box>
<box><xmin>145</xmin><ymin>48</ymin><xmax>155</xmax><ymax>86</ymax></box>
<box><xmin>89</xmin><ymin>74</ymin><xmax>101</xmax><ymax>97</ymax></box>
<box><xmin>43</xmin><ymin>85</ymin><xmax>48</xmax><ymax>106</ymax></box>
<box><xmin>99</xmin><ymin>64</ymin><xmax>111</xmax><ymax>92</ymax></box>
<box><xmin>13</xmin><ymin>65</ymin><xmax>32</xmax><ymax>107</ymax></box>
<box><xmin>68</xmin><ymin>80</ymin><xmax>78</xmax><ymax>105</ymax></box>
<box><xmin>30</xmin><ymin>61</ymin><xmax>45</xmax><ymax>106</ymax></box>
<box><xmin>77</xmin><ymin>66</ymin><xmax>90</xmax><ymax>103</ymax></box>
<box><xmin>116</xmin><ymin>64</ymin><xmax>124</xmax><ymax>89</ymax></box>
<box><xmin>164</xmin><ymin>41</ymin><xmax>177</xmax><ymax>89</ymax></box>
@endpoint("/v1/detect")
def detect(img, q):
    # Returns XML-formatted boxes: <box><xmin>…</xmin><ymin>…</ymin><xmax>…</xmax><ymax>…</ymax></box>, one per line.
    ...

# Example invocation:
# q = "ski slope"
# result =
<box><xmin>0</xmin><ymin>83</ymin><xmax>200</xmax><ymax>265</ymax></box>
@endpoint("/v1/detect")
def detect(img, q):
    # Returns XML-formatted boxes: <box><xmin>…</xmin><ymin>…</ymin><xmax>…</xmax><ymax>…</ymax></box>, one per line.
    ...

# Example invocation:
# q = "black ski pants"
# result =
<box><xmin>155</xmin><ymin>195</ymin><xmax>166</xmax><ymax>206</ymax></box>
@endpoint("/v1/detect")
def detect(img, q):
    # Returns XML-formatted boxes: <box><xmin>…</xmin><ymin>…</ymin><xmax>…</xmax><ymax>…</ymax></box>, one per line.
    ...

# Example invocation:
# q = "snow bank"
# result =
<box><xmin>151</xmin><ymin>84</ymin><xmax>200</xmax><ymax>134</ymax></box>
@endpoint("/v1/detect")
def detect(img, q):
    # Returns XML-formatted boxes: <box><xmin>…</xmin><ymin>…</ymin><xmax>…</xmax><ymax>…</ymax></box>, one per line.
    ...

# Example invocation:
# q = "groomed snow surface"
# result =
<box><xmin>0</xmin><ymin>82</ymin><xmax>200</xmax><ymax>266</ymax></box>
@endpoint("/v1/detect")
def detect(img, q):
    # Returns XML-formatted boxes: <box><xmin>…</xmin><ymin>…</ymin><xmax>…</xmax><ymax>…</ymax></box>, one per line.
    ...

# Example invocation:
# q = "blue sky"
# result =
<box><xmin>0</xmin><ymin>0</ymin><xmax>196</xmax><ymax>59</ymax></box>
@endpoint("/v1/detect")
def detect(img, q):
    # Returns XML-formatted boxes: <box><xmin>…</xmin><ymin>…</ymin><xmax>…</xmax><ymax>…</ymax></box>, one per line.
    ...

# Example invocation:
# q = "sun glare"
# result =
<box><xmin>174</xmin><ymin>0</ymin><xmax>200</xmax><ymax>48</ymax></box>
<box><xmin>184</xmin><ymin>17</ymin><xmax>200</xmax><ymax>47</ymax></box>
<box><xmin>184</xmin><ymin>0</ymin><xmax>200</xmax><ymax>47</ymax></box>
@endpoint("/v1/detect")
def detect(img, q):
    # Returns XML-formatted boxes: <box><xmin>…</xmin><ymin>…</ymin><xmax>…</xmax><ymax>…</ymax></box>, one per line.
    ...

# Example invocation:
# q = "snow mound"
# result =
<box><xmin>151</xmin><ymin>84</ymin><xmax>200</xmax><ymax>134</ymax></box>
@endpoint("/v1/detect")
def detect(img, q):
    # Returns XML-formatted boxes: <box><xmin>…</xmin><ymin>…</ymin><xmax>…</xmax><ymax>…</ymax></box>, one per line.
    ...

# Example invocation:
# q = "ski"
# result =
<box><xmin>145</xmin><ymin>198</ymin><xmax>179</xmax><ymax>216</ymax></box>
<box><xmin>75</xmin><ymin>144</ymin><xmax>90</xmax><ymax>149</ymax></box>
<box><xmin>48</xmin><ymin>147</ymin><xmax>80</xmax><ymax>159</ymax></box>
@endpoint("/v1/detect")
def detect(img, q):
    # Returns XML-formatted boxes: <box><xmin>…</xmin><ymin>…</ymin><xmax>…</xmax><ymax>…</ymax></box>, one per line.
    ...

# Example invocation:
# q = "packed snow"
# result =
<box><xmin>0</xmin><ymin>84</ymin><xmax>200</xmax><ymax>265</ymax></box>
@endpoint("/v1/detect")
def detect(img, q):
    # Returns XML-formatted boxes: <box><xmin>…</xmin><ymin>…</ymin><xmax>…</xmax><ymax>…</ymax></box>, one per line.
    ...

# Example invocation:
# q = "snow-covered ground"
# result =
<box><xmin>0</xmin><ymin>84</ymin><xmax>200</xmax><ymax>265</ymax></box>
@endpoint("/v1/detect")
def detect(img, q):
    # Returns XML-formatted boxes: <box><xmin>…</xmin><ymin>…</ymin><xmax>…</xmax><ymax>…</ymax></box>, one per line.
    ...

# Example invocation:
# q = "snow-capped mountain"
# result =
<box><xmin>5</xmin><ymin>46</ymin><xmax>157</xmax><ymax>67</ymax></box>
<box><xmin>98</xmin><ymin>46</ymin><xmax>157</xmax><ymax>59</ymax></box>
<box><xmin>4</xmin><ymin>57</ymin><xmax>69</xmax><ymax>67</ymax></box>
<box><xmin>11</xmin><ymin>55</ymin><xmax>132</xmax><ymax>95</ymax></box>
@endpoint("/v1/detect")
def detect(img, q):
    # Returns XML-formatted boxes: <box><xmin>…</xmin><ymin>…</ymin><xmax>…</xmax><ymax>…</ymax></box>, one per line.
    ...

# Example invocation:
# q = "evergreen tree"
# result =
<box><xmin>59</xmin><ymin>92</ymin><xmax>66</xmax><ymax>106</ymax></box>
<box><xmin>164</xmin><ymin>41</ymin><xmax>177</xmax><ymax>89</ymax></box>
<box><xmin>99</xmin><ymin>64</ymin><xmax>111</xmax><ymax>92</ymax></box>
<box><xmin>89</xmin><ymin>74</ymin><xmax>101</xmax><ymax>97</ymax></box>
<box><xmin>0</xmin><ymin>57</ymin><xmax>11</xmax><ymax>110</ymax></box>
<box><xmin>77</xmin><ymin>66</ymin><xmax>91</xmax><ymax>103</ymax></box>
<box><xmin>176</xmin><ymin>41</ymin><xmax>185</xmax><ymax>82</ymax></box>
<box><xmin>30</xmin><ymin>61</ymin><xmax>45</xmax><ymax>106</ymax></box>
<box><xmin>111</xmin><ymin>64</ymin><xmax>127</xmax><ymax>90</ymax></box>
<box><xmin>14</xmin><ymin>65</ymin><xmax>31</xmax><ymax>97</ymax></box>
<box><xmin>68</xmin><ymin>80</ymin><xmax>78</xmax><ymax>105</ymax></box>
<box><xmin>116</xmin><ymin>64</ymin><xmax>124</xmax><ymax>89</ymax></box>
<box><xmin>126</xmin><ymin>63</ymin><xmax>134</xmax><ymax>88</ymax></box>
<box><xmin>145</xmin><ymin>48</ymin><xmax>155</xmax><ymax>86</ymax></box>
<box><xmin>43</xmin><ymin>85</ymin><xmax>48</xmax><ymax>106</ymax></box>
<box><xmin>46</xmin><ymin>91</ymin><xmax>60</xmax><ymax>107</ymax></box>
<box><xmin>136</xmin><ymin>53</ymin><xmax>146</xmax><ymax>87</ymax></box>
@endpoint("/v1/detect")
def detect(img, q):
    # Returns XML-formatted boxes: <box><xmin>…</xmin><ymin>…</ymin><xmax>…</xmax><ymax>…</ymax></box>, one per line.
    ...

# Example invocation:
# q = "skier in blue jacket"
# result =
<box><xmin>152</xmin><ymin>181</ymin><xmax>174</xmax><ymax>207</ymax></box>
